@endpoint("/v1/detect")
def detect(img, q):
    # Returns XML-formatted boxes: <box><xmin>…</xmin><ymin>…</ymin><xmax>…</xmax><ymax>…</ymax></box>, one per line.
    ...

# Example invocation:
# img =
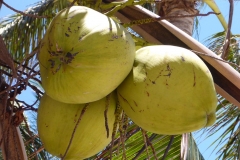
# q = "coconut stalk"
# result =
<box><xmin>115</xmin><ymin>5</ymin><xmax>240</xmax><ymax>108</ymax></box>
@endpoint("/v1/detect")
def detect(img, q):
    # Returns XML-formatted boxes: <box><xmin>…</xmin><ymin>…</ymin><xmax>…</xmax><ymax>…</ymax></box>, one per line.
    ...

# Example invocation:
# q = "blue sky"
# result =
<box><xmin>0</xmin><ymin>1</ymin><xmax>239</xmax><ymax>159</ymax></box>
<box><xmin>196</xmin><ymin>0</ymin><xmax>240</xmax><ymax>41</ymax></box>
<box><xmin>192</xmin><ymin>2</ymin><xmax>239</xmax><ymax>159</ymax></box>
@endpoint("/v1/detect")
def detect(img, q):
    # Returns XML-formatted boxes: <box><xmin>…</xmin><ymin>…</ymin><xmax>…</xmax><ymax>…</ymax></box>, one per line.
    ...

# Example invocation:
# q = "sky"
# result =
<box><xmin>0</xmin><ymin>0</ymin><xmax>239</xmax><ymax>160</ymax></box>
<box><xmin>196</xmin><ymin>0</ymin><xmax>240</xmax><ymax>42</ymax></box>
<box><xmin>192</xmin><ymin>1</ymin><xmax>239</xmax><ymax>160</ymax></box>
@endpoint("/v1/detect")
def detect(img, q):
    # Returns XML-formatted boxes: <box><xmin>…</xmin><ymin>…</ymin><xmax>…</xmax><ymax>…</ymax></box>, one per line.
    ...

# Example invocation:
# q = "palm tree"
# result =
<box><xmin>0</xmin><ymin>0</ymin><xmax>239</xmax><ymax>159</ymax></box>
<box><xmin>156</xmin><ymin>0</ymin><xmax>199</xmax><ymax>35</ymax></box>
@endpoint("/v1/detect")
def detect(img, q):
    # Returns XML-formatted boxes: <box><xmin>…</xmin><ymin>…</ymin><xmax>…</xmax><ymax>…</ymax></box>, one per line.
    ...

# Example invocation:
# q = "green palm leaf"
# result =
<box><xmin>0</xmin><ymin>0</ymin><xmax>69</xmax><ymax>67</ymax></box>
<box><xmin>201</xmin><ymin>31</ymin><xmax>240</xmax><ymax>160</ymax></box>
<box><xmin>204</xmin><ymin>31</ymin><xmax>240</xmax><ymax>70</ymax></box>
<box><xmin>203</xmin><ymin>99</ymin><xmax>240</xmax><ymax>160</ymax></box>
<box><xmin>87</xmin><ymin>118</ymin><xmax>205</xmax><ymax>160</ymax></box>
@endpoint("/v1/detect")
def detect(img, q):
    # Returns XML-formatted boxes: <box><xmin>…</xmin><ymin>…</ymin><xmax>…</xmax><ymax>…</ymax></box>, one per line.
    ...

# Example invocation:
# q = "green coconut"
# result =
<box><xmin>38</xmin><ymin>6</ymin><xmax>135</xmax><ymax>103</ymax></box>
<box><xmin>37</xmin><ymin>93</ymin><xmax>116</xmax><ymax>159</ymax></box>
<box><xmin>117</xmin><ymin>45</ymin><xmax>217</xmax><ymax>135</ymax></box>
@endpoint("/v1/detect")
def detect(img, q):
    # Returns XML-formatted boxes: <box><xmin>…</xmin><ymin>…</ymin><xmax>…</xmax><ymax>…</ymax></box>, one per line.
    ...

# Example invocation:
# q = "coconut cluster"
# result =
<box><xmin>38</xmin><ymin>6</ymin><xmax>135</xmax><ymax>159</ymax></box>
<box><xmin>37</xmin><ymin>6</ymin><xmax>217</xmax><ymax>159</ymax></box>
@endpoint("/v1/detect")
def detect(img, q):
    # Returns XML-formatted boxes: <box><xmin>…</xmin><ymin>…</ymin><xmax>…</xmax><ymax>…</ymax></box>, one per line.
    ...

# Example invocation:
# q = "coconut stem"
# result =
<box><xmin>133</xmin><ymin>132</ymin><xmax>157</xmax><ymax>160</ymax></box>
<box><xmin>110</xmin><ymin>100</ymin><xmax>123</xmax><ymax>159</ymax></box>
<box><xmin>104</xmin><ymin>94</ymin><xmax>110</xmax><ymax>138</ymax></box>
<box><xmin>61</xmin><ymin>103</ymin><xmax>89</xmax><ymax>160</ymax></box>
<box><xmin>119</xmin><ymin>113</ymin><xmax>127</xmax><ymax>159</ymax></box>
<box><xmin>142</xmin><ymin>129</ymin><xmax>150</xmax><ymax>159</ymax></box>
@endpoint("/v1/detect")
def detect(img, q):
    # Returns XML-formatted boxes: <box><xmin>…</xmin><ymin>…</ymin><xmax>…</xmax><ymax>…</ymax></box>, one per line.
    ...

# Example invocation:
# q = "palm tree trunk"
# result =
<box><xmin>0</xmin><ymin>77</ymin><xmax>27</xmax><ymax>160</ymax></box>
<box><xmin>157</xmin><ymin>0</ymin><xmax>198</xmax><ymax>35</ymax></box>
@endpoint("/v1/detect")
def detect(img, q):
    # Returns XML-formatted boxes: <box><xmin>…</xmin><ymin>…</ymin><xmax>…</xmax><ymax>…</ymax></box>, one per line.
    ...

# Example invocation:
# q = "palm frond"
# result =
<box><xmin>195</xmin><ymin>32</ymin><xmax>240</xmax><ymax>155</ymax></box>
<box><xmin>204</xmin><ymin>31</ymin><xmax>240</xmax><ymax>70</ymax></box>
<box><xmin>181</xmin><ymin>133</ymin><xmax>205</xmax><ymax>160</ymax></box>
<box><xmin>19</xmin><ymin>113</ymin><xmax>61</xmax><ymax>160</ymax></box>
<box><xmin>0</xmin><ymin>0</ymin><xmax>70</xmax><ymax>68</ymax></box>
<box><xmin>204</xmin><ymin>100</ymin><xmax>240</xmax><ymax>160</ymax></box>
<box><xmin>87</xmin><ymin>118</ymin><xmax>205</xmax><ymax>160</ymax></box>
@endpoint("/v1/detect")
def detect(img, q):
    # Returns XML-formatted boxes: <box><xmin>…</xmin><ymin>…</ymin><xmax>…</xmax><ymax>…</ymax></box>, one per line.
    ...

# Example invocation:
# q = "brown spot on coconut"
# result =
<box><xmin>38</xmin><ymin>6</ymin><xmax>135</xmax><ymax>103</ymax></box>
<box><xmin>117</xmin><ymin>45</ymin><xmax>217</xmax><ymax>135</ymax></box>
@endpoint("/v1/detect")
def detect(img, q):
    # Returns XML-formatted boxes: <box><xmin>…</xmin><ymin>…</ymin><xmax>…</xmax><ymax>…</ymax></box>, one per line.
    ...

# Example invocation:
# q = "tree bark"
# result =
<box><xmin>157</xmin><ymin>0</ymin><xmax>199</xmax><ymax>35</ymax></box>
<box><xmin>0</xmin><ymin>77</ymin><xmax>27</xmax><ymax>160</ymax></box>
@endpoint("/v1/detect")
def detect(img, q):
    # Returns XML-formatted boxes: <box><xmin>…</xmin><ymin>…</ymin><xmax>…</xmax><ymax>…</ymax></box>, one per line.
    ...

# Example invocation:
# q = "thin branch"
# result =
<box><xmin>1</xmin><ymin>60</ymin><xmax>40</xmax><ymax>76</ymax></box>
<box><xmin>109</xmin><ymin>101</ymin><xmax>123</xmax><ymax>159</ymax></box>
<box><xmin>119</xmin><ymin>113</ymin><xmax>127</xmax><ymax>160</ymax></box>
<box><xmin>0</xmin><ymin>71</ymin><xmax>39</xmax><ymax>95</ymax></box>
<box><xmin>133</xmin><ymin>129</ymin><xmax>149</xmax><ymax>160</ymax></box>
<box><xmin>0</xmin><ymin>66</ymin><xmax>41</xmax><ymax>89</ymax></box>
<box><xmin>192</xmin><ymin>50</ymin><xmax>240</xmax><ymax>71</ymax></box>
<box><xmin>69</xmin><ymin>0</ymin><xmax>78</xmax><ymax>7</ymax></box>
<box><xmin>161</xmin><ymin>135</ymin><xmax>175</xmax><ymax>160</ymax></box>
<box><xmin>28</xmin><ymin>146</ymin><xmax>44</xmax><ymax>159</ymax></box>
<box><xmin>119</xmin><ymin>130</ymin><xmax>126</xmax><ymax>160</ymax></box>
<box><xmin>16</xmin><ymin>46</ymin><xmax>39</xmax><ymax>71</ymax></box>
<box><xmin>15</xmin><ymin>98</ymin><xmax>38</xmax><ymax>112</ymax></box>
<box><xmin>147</xmin><ymin>133</ymin><xmax>158</xmax><ymax>160</ymax></box>
<box><xmin>27</xmin><ymin>82</ymin><xmax>43</xmax><ymax>96</ymax></box>
<box><xmin>121</xmin><ymin>113</ymin><xmax>129</xmax><ymax>159</ymax></box>
<box><xmin>121</xmin><ymin>12</ymin><xmax>220</xmax><ymax>27</ymax></box>
<box><xmin>95</xmin><ymin>126</ymin><xmax>140</xmax><ymax>160</ymax></box>
<box><xmin>221</xmin><ymin>0</ymin><xmax>234</xmax><ymax>59</ymax></box>
<box><xmin>24</xmin><ymin>135</ymin><xmax>39</xmax><ymax>146</ymax></box>
<box><xmin>133</xmin><ymin>133</ymin><xmax>157</xmax><ymax>160</ymax></box>
<box><xmin>61</xmin><ymin>103</ymin><xmax>89</xmax><ymax>160</ymax></box>
<box><xmin>2</xmin><ymin>1</ymin><xmax>49</xmax><ymax>18</ymax></box>
<box><xmin>22</xmin><ymin>116</ymin><xmax>39</xmax><ymax>159</ymax></box>
<box><xmin>142</xmin><ymin>130</ymin><xmax>150</xmax><ymax>159</ymax></box>
<box><xmin>104</xmin><ymin>94</ymin><xmax>110</xmax><ymax>138</ymax></box>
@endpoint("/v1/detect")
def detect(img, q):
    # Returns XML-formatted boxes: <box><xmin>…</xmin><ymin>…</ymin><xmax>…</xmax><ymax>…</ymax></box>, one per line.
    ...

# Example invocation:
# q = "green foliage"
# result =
<box><xmin>203</xmin><ymin>97</ymin><xmax>240</xmax><ymax>160</ymax></box>
<box><xmin>0</xmin><ymin>0</ymin><xmax>69</xmax><ymax>67</ymax></box>
<box><xmin>87</xmin><ymin>120</ymin><xmax>205</xmax><ymax>160</ymax></box>
<box><xmin>202</xmin><ymin>30</ymin><xmax>240</xmax><ymax>159</ymax></box>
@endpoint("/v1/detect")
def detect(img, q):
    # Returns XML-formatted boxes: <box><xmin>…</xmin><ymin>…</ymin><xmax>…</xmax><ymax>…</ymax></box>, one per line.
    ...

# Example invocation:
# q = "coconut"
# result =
<box><xmin>117</xmin><ymin>45</ymin><xmax>217</xmax><ymax>135</ymax></box>
<box><xmin>38</xmin><ymin>6</ymin><xmax>135</xmax><ymax>103</ymax></box>
<box><xmin>37</xmin><ymin>93</ymin><xmax>116</xmax><ymax>159</ymax></box>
